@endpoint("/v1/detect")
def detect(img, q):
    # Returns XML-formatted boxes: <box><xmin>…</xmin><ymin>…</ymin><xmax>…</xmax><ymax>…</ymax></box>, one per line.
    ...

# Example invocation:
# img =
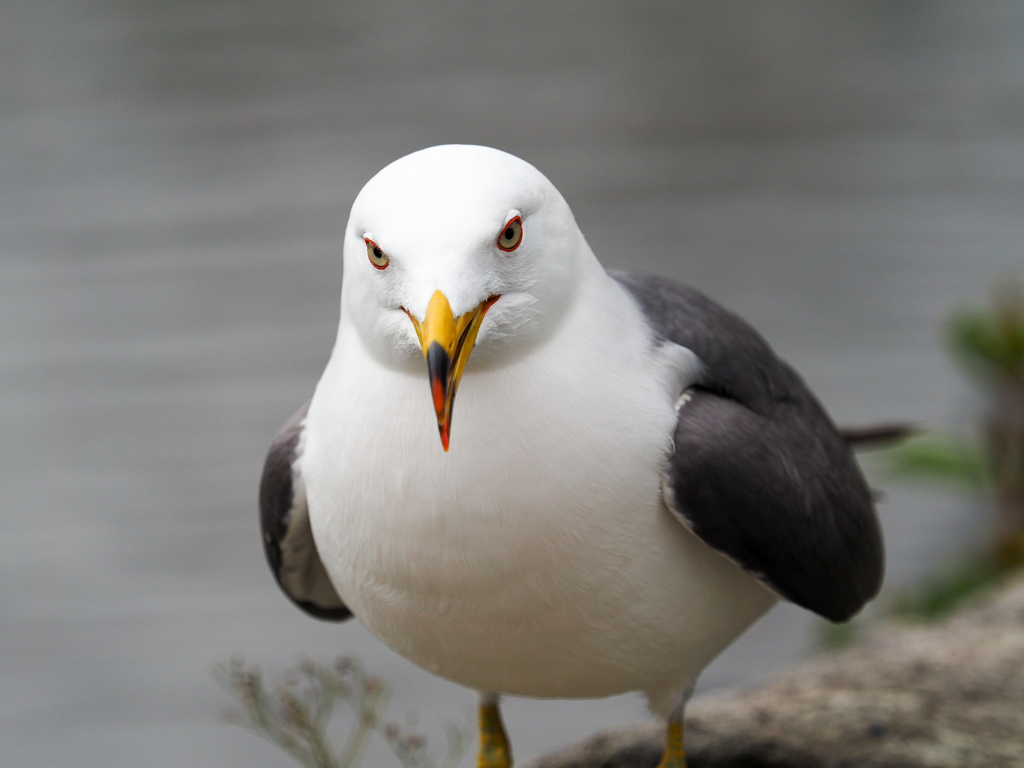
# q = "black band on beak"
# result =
<box><xmin>427</xmin><ymin>341</ymin><xmax>451</xmax><ymax>417</ymax></box>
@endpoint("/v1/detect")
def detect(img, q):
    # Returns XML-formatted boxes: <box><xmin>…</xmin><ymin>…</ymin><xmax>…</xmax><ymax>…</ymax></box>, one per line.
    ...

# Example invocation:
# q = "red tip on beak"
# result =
<box><xmin>430</xmin><ymin>376</ymin><xmax>446</xmax><ymax>417</ymax></box>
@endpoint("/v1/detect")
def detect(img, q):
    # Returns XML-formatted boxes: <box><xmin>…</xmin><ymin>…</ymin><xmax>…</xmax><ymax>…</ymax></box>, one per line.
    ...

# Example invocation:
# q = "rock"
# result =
<box><xmin>525</xmin><ymin>576</ymin><xmax>1024</xmax><ymax>768</ymax></box>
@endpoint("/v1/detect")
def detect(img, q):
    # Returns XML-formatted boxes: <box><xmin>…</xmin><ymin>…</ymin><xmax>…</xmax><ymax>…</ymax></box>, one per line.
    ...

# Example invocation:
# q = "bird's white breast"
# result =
<box><xmin>303</xmin><ymin>276</ymin><xmax>775</xmax><ymax>707</ymax></box>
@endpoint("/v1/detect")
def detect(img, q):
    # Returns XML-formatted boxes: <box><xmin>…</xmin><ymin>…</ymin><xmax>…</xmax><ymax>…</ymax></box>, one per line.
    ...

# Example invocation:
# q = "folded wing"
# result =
<box><xmin>259</xmin><ymin>403</ymin><xmax>351</xmax><ymax>621</ymax></box>
<box><xmin>613</xmin><ymin>271</ymin><xmax>884</xmax><ymax>622</ymax></box>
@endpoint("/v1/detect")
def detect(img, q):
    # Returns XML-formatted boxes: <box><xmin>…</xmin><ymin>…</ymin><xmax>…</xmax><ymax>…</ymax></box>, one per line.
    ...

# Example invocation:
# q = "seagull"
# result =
<box><xmin>259</xmin><ymin>145</ymin><xmax>884</xmax><ymax>768</ymax></box>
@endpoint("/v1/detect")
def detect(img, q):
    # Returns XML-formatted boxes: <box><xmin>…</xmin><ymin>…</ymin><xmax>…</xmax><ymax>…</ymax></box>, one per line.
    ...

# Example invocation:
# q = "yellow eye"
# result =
<box><xmin>365</xmin><ymin>238</ymin><xmax>389</xmax><ymax>269</ymax></box>
<box><xmin>497</xmin><ymin>216</ymin><xmax>523</xmax><ymax>252</ymax></box>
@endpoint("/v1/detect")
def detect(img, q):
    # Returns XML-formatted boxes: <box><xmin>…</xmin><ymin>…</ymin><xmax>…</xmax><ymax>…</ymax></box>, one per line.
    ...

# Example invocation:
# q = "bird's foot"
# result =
<box><xmin>655</xmin><ymin>719</ymin><xmax>687</xmax><ymax>768</ymax></box>
<box><xmin>477</xmin><ymin>699</ymin><xmax>513</xmax><ymax>768</ymax></box>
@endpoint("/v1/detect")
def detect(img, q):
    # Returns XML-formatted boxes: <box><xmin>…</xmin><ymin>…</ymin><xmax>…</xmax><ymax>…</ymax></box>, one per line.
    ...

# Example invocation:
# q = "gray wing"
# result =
<box><xmin>259</xmin><ymin>403</ymin><xmax>351</xmax><ymax>622</ymax></box>
<box><xmin>612</xmin><ymin>270</ymin><xmax>884</xmax><ymax>623</ymax></box>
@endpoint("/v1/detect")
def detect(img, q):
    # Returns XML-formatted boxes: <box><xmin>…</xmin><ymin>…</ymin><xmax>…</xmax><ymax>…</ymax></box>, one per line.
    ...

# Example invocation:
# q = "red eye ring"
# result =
<box><xmin>497</xmin><ymin>216</ymin><xmax>523</xmax><ymax>252</ymax></box>
<box><xmin>365</xmin><ymin>238</ymin><xmax>389</xmax><ymax>270</ymax></box>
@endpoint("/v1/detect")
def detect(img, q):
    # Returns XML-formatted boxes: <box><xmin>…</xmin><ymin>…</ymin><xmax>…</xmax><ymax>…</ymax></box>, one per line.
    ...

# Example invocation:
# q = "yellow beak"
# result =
<box><xmin>404</xmin><ymin>291</ymin><xmax>499</xmax><ymax>451</ymax></box>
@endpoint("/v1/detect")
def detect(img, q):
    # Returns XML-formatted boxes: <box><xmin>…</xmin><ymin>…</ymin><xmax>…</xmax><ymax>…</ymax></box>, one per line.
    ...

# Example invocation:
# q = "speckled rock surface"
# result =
<box><xmin>526</xmin><ymin>576</ymin><xmax>1024</xmax><ymax>768</ymax></box>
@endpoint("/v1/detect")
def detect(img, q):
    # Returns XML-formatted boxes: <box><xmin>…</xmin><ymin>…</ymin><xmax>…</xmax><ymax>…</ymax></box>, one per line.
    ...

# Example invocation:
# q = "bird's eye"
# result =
<box><xmin>496</xmin><ymin>216</ymin><xmax>523</xmax><ymax>252</ymax></box>
<box><xmin>365</xmin><ymin>238</ymin><xmax>389</xmax><ymax>269</ymax></box>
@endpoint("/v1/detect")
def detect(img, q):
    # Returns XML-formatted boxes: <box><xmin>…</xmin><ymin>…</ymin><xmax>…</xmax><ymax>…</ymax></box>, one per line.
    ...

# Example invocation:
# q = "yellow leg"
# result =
<box><xmin>477</xmin><ymin>697</ymin><xmax>513</xmax><ymax>768</ymax></box>
<box><xmin>655</xmin><ymin>718</ymin><xmax>687</xmax><ymax>768</ymax></box>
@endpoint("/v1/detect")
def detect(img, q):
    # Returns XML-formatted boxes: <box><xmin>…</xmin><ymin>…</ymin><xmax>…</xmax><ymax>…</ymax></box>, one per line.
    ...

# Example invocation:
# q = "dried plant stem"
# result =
<box><xmin>216</xmin><ymin>655</ymin><xmax>471</xmax><ymax>768</ymax></box>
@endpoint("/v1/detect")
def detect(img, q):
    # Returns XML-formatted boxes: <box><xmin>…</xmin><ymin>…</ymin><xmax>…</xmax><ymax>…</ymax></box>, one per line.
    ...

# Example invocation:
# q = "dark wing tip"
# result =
<box><xmin>291</xmin><ymin>601</ymin><xmax>353</xmax><ymax>622</ymax></box>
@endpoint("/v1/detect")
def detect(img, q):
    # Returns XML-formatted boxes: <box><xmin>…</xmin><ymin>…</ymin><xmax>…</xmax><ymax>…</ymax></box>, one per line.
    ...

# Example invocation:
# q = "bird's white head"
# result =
<box><xmin>341</xmin><ymin>144</ymin><xmax>593</xmax><ymax>450</ymax></box>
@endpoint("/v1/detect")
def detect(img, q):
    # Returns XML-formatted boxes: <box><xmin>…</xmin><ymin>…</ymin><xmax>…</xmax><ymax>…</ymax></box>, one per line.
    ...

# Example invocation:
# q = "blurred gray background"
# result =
<box><xmin>3</xmin><ymin>1</ymin><xmax>1023</xmax><ymax>766</ymax></box>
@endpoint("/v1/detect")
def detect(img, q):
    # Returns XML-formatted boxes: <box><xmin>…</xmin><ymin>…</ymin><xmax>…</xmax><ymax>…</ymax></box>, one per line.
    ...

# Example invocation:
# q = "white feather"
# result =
<box><xmin>301</xmin><ymin>146</ymin><xmax>776</xmax><ymax>715</ymax></box>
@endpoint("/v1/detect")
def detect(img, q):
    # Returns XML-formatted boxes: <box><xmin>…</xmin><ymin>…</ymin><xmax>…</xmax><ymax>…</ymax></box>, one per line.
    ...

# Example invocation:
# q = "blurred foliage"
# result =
<box><xmin>817</xmin><ymin>618</ymin><xmax>861</xmax><ymax>651</ymax></box>
<box><xmin>823</xmin><ymin>279</ymin><xmax>1024</xmax><ymax>646</ymax></box>
<box><xmin>216</xmin><ymin>655</ymin><xmax>471</xmax><ymax>768</ymax></box>
<box><xmin>887</xmin><ymin>553</ymin><xmax>1007</xmax><ymax>621</ymax></box>
<box><xmin>881</xmin><ymin>434</ymin><xmax>988</xmax><ymax>489</ymax></box>
<box><xmin>947</xmin><ymin>282</ymin><xmax>1024</xmax><ymax>389</ymax></box>
<box><xmin>880</xmin><ymin>278</ymin><xmax>1024</xmax><ymax>571</ymax></box>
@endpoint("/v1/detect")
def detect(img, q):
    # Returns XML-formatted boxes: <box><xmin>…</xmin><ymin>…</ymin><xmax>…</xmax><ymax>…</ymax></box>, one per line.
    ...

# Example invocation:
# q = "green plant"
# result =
<box><xmin>216</xmin><ymin>655</ymin><xmax>472</xmax><ymax>768</ymax></box>
<box><xmin>813</xmin><ymin>278</ymin><xmax>1024</xmax><ymax>646</ymax></box>
<box><xmin>858</xmin><ymin>278</ymin><xmax>1024</xmax><ymax>628</ymax></box>
<box><xmin>949</xmin><ymin>282</ymin><xmax>1024</xmax><ymax>565</ymax></box>
<box><xmin>884</xmin><ymin>278</ymin><xmax>1024</xmax><ymax>569</ymax></box>
<box><xmin>887</xmin><ymin>553</ymin><xmax>1006</xmax><ymax>621</ymax></box>
<box><xmin>881</xmin><ymin>434</ymin><xmax>987</xmax><ymax>489</ymax></box>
